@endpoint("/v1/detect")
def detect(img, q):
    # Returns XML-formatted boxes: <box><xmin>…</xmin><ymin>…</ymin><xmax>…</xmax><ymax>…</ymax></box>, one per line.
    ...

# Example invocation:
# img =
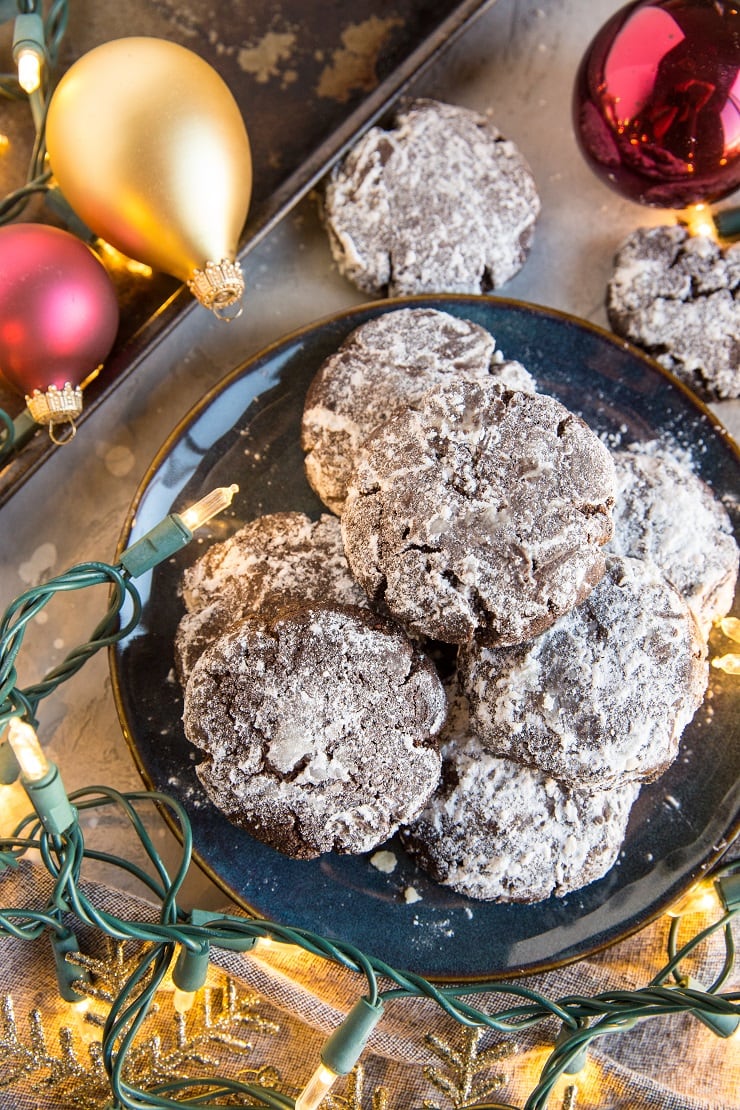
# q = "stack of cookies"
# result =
<box><xmin>178</xmin><ymin>307</ymin><xmax>737</xmax><ymax>903</ymax></box>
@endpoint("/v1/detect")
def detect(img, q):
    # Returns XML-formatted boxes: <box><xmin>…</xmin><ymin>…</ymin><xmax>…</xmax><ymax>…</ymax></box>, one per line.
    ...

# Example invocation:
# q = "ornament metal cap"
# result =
<box><xmin>187</xmin><ymin>258</ymin><xmax>245</xmax><ymax>319</ymax></box>
<box><xmin>26</xmin><ymin>383</ymin><xmax>83</xmax><ymax>426</ymax></box>
<box><xmin>27</xmin><ymin>383</ymin><xmax>83</xmax><ymax>444</ymax></box>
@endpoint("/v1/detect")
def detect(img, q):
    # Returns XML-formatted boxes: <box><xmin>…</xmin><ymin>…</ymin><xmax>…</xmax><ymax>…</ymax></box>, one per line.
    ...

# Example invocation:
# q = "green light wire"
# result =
<box><xmin>0</xmin><ymin>0</ymin><xmax>68</xmax><ymax>223</ymax></box>
<box><xmin>0</xmin><ymin>540</ymin><xmax>737</xmax><ymax>1109</ymax></box>
<box><xmin>2</xmin><ymin>780</ymin><xmax>738</xmax><ymax>1110</ymax></box>
<box><xmin>0</xmin><ymin>561</ymin><xmax>142</xmax><ymax>730</ymax></box>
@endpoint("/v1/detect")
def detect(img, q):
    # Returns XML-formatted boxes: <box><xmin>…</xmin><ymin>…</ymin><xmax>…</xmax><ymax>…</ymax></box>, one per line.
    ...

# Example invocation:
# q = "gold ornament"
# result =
<box><xmin>46</xmin><ymin>37</ymin><xmax>252</xmax><ymax>316</ymax></box>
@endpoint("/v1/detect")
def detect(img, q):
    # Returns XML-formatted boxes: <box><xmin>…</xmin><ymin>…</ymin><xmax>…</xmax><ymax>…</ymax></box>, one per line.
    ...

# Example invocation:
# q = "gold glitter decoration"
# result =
<box><xmin>422</xmin><ymin>1026</ymin><xmax>517</xmax><ymax>1109</ymax></box>
<box><xmin>1</xmin><ymin>941</ymin><xmax>283</xmax><ymax>1108</ymax></box>
<box><xmin>562</xmin><ymin>1084</ymin><xmax>578</xmax><ymax>1109</ymax></box>
<box><xmin>325</xmin><ymin>1062</ymin><xmax>390</xmax><ymax>1109</ymax></box>
<box><xmin>66</xmin><ymin>938</ymin><xmax>155</xmax><ymax>1003</ymax></box>
<box><xmin>0</xmin><ymin>993</ymin><xmax>108</xmax><ymax>1107</ymax></box>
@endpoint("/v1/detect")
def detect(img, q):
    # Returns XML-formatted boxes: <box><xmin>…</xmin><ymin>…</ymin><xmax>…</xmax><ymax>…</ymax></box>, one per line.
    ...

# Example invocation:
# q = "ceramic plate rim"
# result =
<box><xmin>110</xmin><ymin>293</ymin><xmax>740</xmax><ymax>982</ymax></box>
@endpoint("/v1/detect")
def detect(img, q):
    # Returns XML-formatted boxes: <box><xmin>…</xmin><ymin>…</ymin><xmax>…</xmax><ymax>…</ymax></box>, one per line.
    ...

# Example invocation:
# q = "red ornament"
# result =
<box><xmin>0</xmin><ymin>223</ymin><xmax>119</xmax><ymax>428</ymax></box>
<box><xmin>573</xmin><ymin>0</ymin><xmax>740</xmax><ymax>207</ymax></box>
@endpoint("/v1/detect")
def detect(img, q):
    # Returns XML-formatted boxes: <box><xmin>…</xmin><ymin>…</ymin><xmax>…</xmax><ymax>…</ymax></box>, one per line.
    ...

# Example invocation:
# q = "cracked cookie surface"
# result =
<box><xmin>183</xmin><ymin>603</ymin><xmax>446</xmax><ymax>859</ymax></box>
<box><xmin>607</xmin><ymin>225</ymin><xmax>740</xmax><ymax>400</ymax></box>
<box><xmin>175</xmin><ymin>512</ymin><xmax>368</xmax><ymax>681</ymax></box>
<box><xmin>302</xmin><ymin>307</ymin><xmax>534</xmax><ymax>515</ymax></box>
<box><xmin>401</xmin><ymin>694</ymin><xmax>641</xmax><ymax>902</ymax></box>
<box><xmin>460</xmin><ymin>555</ymin><xmax>708</xmax><ymax>789</ymax></box>
<box><xmin>609</xmin><ymin>447</ymin><xmax>738</xmax><ymax>639</ymax></box>
<box><xmin>323</xmin><ymin>98</ymin><xmax>540</xmax><ymax>296</ymax></box>
<box><xmin>341</xmin><ymin>378</ymin><xmax>616</xmax><ymax>645</ymax></box>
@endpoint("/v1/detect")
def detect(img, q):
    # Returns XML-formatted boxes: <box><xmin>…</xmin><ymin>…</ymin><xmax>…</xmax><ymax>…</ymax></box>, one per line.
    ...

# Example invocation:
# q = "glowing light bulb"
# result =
<box><xmin>719</xmin><ymin>617</ymin><xmax>740</xmax><ymax>643</ymax></box>
<box><xmin>178</xmin><ymin>484</ymin><xmax>239</xmax><ymax>532</ymax></box>
<box><xmin>682</xmin><ymin>204</ymin><xmax>717</xmax><ymax>240</ymax></box>
<box><xmin>172</xmin><ymin>988</ymin><xmax>197</xmax><ymax>1015</ymax></box>
<box><xmin>6</xmin><ymin>718</ymin><xmax>50</xmax><ymax>781</ymax></box>
<box><xmin>295</xmin><ymin>1063</ymin><xmax>340</xmax><ymax>1110</ymax></box>
<box><xmin>16</xmin><ymin>47</ymin><xmax>42</xmax><ymax>93</ymax></box>
<box><xmin>712</xmin><ymin>653</ymin><xmax>740</xmax><ymax>675</ymax></box>
<box><xmin>666</xmin><ymin>879</ymin><xmax>722</xmax><ymax>918</ymax></box>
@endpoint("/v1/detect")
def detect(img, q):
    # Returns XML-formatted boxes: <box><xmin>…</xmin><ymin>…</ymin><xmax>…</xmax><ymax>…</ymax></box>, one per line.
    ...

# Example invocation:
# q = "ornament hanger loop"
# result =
<box><xmin>211</xmin><ymin>300</ymin><xmax>243</xmax><ymax>323</ymax></box>
<box><xmin>48</xmin><ymin>418</ymin><xmax>77</xmax><ymax>446</ymax></box>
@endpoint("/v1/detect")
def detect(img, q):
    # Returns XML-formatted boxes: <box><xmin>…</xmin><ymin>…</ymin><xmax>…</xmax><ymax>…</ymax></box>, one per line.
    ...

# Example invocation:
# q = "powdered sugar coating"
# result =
<box><xmin>183</xmin><ymin>604</ymin><xmax>446</xmax><ymax>860</ymax></box>
<box><xmin>610</xmin><ymin>448</ymin><xmax>739</xmax><ymax>639</ymax></box>
<box><xmin>175</xmin><ymin>512</ymin><xmax>368</xmax><ymax>680</ymax></box>
<box><xmin>341</xmin><ymin>378</ymin><xmax>616</xmax><ymax>645</ymax></box>
<box><xmin>607</xmin><ymin>225</ymin><xmax>740</xmax><ymax>401</ymax></box>
<box><xmin>401</xmin><ymin>696</ymin><xmax>640</xmax><ymax>903</ymax></box>
<box><xmin>323</xmin><ymin>98</ymin><xmax>541</xmax><ymax>297</ymax></box>
<box><xmin>461</xmin><ymin>555</ymin><xmax>708</xmax><ymax>789</ymax></box>
<box><xmin>302</xmin><ymin>307</ymin><xmax>535</xmax><ymax>515</ymax></box>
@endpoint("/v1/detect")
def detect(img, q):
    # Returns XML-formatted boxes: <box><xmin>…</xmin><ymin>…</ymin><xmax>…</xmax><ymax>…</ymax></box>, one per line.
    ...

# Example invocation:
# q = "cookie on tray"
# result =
<box><xmin>341</xmin><ymin>378</ymin><xmax>616</xmax><ymax>645</ymax></box>
<box><xmin>401</xmin><ymin>696</ymin><xmax>640</xmax><ymax>903</ymax></box>
<box><xmin>610</xmin><ymin>447</ymin><xmax>739</xmax><ymax>639</ymax></box>
<box><xmin>323</xmin><ymin>98</ymin><xmax>541</xmax><ymax>297</ymax></box>
<box><xmin>606</xmin><ymin>225</ymin><xmax>740</xmax><ymax>401</ymax></box>
<box><xmin>302</xmin><ymin>306</ymin><xmax>534</xmax><ymax>515</ymax></box>
<box><xmin>175</xmin><ymin>512</ymin><xmax>368</xmax><ymax>680</ymax></box>
<box><xmin>183</xmin><ymin>603</ymin><xmax>447</xmax><ymax>860</ymax></box>
<box><xmin>461</xmin><ymin>555</ymin><xmax>708</xmax><ymax>790</ymax></box>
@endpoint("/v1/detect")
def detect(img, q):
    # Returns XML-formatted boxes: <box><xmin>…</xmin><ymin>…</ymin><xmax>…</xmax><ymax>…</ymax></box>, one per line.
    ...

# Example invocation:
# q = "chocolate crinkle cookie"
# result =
<box><xmin>610</xmin><ymin>447</ymin><xmax>739</xmax><ymax>639</ymax></box>
<box><xmin>341</xmin><ymin>378</ymin><xmax>616</xmax><ymax>645</ymax></box>
<box><xmin>183</xmin><ymin>603</ymin><xmax>447</xmax><ymax>860</ymax></box>
<box><xmin>174</xmin><ymin>512</ymin><xmax>368</xmax><ymax>681</ymax></box>
<box><xmin>606</xmin><ymin>225</ymin><xmax>740</xmax><ymax>401</ymax></box>
<box><xmin>323</xmin><ymin>98</ymin><xmax>541</xmax><ymax>297</ymax></box>
<box><xmin>302</xmin><ymin>307</ymin><xmax>534</xmax><ymax>515</ymax></box>
<box><xmin>461</xmin><ymin>555</ymin><xmax>708</xmax><ymax>790</ymax></box>
<box><xmin>401</xmin><ymin>695</ymin><xmax>640</xmax><ymax>903</ymax></box>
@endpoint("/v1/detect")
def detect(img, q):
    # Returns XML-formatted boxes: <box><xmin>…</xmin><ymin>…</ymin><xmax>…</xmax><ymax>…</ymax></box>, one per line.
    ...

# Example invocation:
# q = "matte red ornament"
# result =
<box><xmin>0</xmin><ymin>223</ymin><xmax>119</xmax><ymax>428</ymax></box>
<box><xmin>573</xmin><ymin>0</ymin><xmax>740</xmax><ymax>207</ymax></box>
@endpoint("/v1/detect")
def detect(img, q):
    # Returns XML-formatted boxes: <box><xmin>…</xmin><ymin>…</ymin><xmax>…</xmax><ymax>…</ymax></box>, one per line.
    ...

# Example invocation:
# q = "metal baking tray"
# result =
<box><xmin>0</xmin><ymin>0</ymin><xmax>494</xmax><ymax>507</ymax></box>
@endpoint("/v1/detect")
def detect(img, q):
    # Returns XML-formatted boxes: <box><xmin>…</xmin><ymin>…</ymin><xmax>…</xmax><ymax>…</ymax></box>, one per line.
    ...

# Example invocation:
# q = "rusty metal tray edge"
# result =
<box><xmin>0</xmin><ymin>0</ymin><xmax>495</xmax><ymax>510</ymax></box>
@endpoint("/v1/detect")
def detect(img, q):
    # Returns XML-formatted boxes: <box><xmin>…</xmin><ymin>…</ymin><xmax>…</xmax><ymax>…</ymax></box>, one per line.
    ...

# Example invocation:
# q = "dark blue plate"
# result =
<box><xmin>111</xmin><ymin>295</ymin><xmax>740</xmax><ymax>981</ymax></box>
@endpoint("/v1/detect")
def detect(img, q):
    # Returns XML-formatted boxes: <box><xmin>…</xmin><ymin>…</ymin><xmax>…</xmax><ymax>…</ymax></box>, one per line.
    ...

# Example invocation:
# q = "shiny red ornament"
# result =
<box><xmin>573</xmin><ymin>0</ymin><xmax>740</xmax><ymax>207</ymax></box>
<box><xmin>0</xmin><ymin>223</ymin><xmax>119</xmax><ymax>425</ymax></box>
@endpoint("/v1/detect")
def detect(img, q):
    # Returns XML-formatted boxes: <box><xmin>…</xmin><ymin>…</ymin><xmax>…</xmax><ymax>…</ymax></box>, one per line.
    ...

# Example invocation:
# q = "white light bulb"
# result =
<box><xmin>178</xmin><ymin>484</ymin><xmax>239</xmax><ymax>532</ymax></box>
<box><xmin>172</xmin><ymin>987</ymin><xmax>196</xmax><ymax>1015</ymax></box>
<box><xmin>6</xmin><ymin>718</ymin><xmax>50</xmax><ymax>781</ymax></box>
<box><xmin>295</xmin><ymin>1063</ymin><xmax>339</xmax><ymax>1110</ymax></box>
<box><xmin>683</xmin><ymin>204</ymin><xmax>717</xmax><ymax>241</ymax></box>
<box><xmin>16</xmin><ymin>47</ymin><xmax>42</xmax><ymax>94</ymax></box>
<box><xmin>712</xmin><ymin>653</ymin><xmax>740</xmax><ymax>676</ymax></box>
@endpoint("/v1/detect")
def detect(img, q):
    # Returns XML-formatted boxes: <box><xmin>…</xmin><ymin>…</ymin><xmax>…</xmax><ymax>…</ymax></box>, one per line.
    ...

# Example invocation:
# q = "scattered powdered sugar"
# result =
<box><xmin>370</xmin><ymin>849</ymin><xmax>397</xmax><ymax>874</ymax></box>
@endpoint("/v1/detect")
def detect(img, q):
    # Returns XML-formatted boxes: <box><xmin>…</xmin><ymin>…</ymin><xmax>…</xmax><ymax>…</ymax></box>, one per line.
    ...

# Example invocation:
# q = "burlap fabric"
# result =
<box><xmin>1</xmin><ymin>859</ymin><xmax>738</xmax><ymax>1109</ymax></box>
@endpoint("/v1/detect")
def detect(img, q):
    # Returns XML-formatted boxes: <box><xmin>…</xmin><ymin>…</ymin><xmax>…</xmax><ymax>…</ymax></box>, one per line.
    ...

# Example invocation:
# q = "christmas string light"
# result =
<box><xmin>0</xmin><ymin>0</ymin><xmax>68</xmax><ymax>224</ymax></box>
<box><xmin>0</xmin><ymin>494</ymin><xmax>738</xmax><ymax>1108</ymax></box>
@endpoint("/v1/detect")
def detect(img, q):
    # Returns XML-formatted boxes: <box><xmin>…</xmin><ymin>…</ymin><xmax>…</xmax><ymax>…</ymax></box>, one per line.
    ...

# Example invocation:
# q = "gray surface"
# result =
<box><xmin>0</xmin><ymin>0</ymin><xmax>737</xmax><ymax>911</ymax></box>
